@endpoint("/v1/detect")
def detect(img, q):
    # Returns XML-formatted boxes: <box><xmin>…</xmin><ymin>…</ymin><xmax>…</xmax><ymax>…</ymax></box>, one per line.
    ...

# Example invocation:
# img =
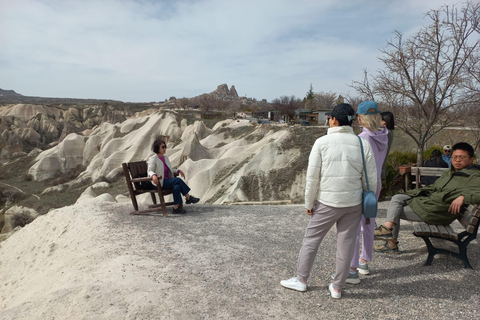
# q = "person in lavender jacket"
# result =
<box><xmin>347</xmin><ymin>101</ymin><xmax>389</xmax><ymax>283</ymax></box>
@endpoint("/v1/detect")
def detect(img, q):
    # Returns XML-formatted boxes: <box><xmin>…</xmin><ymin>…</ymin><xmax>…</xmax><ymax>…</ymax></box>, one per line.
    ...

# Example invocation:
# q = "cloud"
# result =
<box><xmin>0</xmin><ymin>0</ymin><xmax>465</xmax><ymax>102</ymax></box>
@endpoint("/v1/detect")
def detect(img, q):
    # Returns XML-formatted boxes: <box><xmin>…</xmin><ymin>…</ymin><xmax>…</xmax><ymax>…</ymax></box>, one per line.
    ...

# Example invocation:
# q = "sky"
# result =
<box><xmin>0</xmin><ymin>0</ymin><xmax>467</xmax><ymax>103</ymax></box>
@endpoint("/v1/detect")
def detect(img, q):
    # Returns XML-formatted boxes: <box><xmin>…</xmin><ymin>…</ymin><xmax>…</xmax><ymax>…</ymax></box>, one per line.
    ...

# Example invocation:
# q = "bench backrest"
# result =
<box><xmin>123</xmin><ymin>161</ymin><xmax>148</xmax><ymax>191</ymax></box>
<box><xmin>411</xmin><ymin>167</ymin><xmax>448</xmax><ymax>177</ymax></box>
<box><xmin>410</xmin><ymin>167</ymin><xmax>449</xmax><ymax>188</ymax></box>
<box><xmin>458</xmin><ymin>204</ymin><xmax>480</xmax><ymax>234</ymax></box>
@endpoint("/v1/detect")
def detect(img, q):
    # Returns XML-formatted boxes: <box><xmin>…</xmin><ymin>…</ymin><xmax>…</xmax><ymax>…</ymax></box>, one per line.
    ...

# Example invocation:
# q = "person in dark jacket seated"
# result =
<box><xmin>374</xmin><ymin>142</ymin><xmax>480</xmax><ymax>253</ymax></box>
<box><xmin>420</xmin><ymin>149</ymin><xmax>448</xmax><ymax>186</ymax></box>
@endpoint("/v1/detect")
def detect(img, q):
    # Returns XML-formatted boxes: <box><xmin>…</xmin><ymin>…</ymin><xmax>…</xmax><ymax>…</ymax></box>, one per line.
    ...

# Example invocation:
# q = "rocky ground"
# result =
<box><xmin>0</xmin><ymin>201</ymin><xmax>479</xmax><ymax>319</ymax></box>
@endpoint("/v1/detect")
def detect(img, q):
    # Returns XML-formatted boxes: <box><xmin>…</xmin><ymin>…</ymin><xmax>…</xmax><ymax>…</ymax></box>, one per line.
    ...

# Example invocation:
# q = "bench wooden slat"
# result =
<box><xmin>470</xmin><ymin>205</ymin><xmax>480</xmax><ymax>217</ymax></box>
<box><xmin>429</xmin><ymin>224</ymin><xmax>441</xmax><ymax>237</ymax></box>
<box><xmin>420</xmin><ymin>222</ymin><xmax>431</xmax><ymax>235</ymax></box>
<box><xmin>471</xmin><ymin>217</ymin><xmax>479</xmax><ymax>227</ymax></box>
<box><xmin>411</xmin><ymin>167</ymin><xmax>448</xmax><ymax>176</ymax></box>
<box><xmin>458</xmin><ymin>214</ymin><xmax>472</xmax><ymax>230</ymax></box>
<box><xmin>444</xmin><ymin>225</ymin><xmax>458</xmax><ymax>241</ymax></box>
<box><xmin>436</xmin><ymin>225</ymin><xmax>450</xmax><ymax>239</ymax></box>
<box><xmin>467</xmin><ymin>224</ymin><xmax>476</xmax><ymax>234</ymax></box>
<box><xmin>413</xmin><ymin>222</ymin><xmax>424</xmax><ymax>235</ymax></box>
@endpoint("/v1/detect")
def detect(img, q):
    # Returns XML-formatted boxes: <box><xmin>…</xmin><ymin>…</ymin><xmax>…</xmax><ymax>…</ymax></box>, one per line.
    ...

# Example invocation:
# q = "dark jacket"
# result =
<box><xmin>420</xmin><ymin>157</ymin><xmax>449</xmax><ymax>186</ymax></box>
<box><xmin>406</xmin><ymin>164</ymin><xmax>480</xmax><ymax>224</ymax></box>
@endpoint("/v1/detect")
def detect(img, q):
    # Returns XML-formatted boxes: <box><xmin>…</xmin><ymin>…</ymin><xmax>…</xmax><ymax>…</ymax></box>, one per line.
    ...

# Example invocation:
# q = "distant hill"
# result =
<box><xmin>0</xmin><ymin>88</ymin><xmax>124</xmax><ymax>105</ymax></box>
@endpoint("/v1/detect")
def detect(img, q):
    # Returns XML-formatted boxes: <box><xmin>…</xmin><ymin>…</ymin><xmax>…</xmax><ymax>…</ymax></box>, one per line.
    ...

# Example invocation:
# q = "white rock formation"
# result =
<box><xmin>75</xmin><ymin>187</ymin><xmax>116</xmax><ymax>205</ymax></box>
<box><xmin>28</xmin><ymin>133</ymin><xmax>87</xmax><ymax>180</ymax></box>
<box><xmin>25</xmin><ymin>109</ymin><xmax>324</xmax><ymax>205</ymax></box>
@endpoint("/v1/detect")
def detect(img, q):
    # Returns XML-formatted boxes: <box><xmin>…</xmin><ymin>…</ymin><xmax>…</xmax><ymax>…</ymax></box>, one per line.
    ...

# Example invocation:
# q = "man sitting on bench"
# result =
<box><xmin>374</xmin><ymin>142</ymin><xmax>480</xmax><ymax>253</ymax></box>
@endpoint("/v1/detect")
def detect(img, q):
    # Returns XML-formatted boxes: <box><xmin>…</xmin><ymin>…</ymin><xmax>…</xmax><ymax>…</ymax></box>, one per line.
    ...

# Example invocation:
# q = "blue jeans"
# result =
<box><xmin>162</xmin><ymin>178</ymin><xmax>191</xmax><ymax>205</ymax></box>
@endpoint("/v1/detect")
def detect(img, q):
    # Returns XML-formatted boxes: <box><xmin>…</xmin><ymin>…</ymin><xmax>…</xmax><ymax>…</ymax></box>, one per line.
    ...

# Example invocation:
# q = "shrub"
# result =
<box><xmin>383</xmin><ymin>150</ymin><xmax>417</xmax><ymax>195</ymax></box>
<box><xmin>0</xmin><ymin>188</ymin><xmax>23</xmax><ymax>206</ymax></box>
<box><xmin>46</xmin><ymin>164</ymin><xmax>87</xmax><ymax>186</ymax></box>
<box><xmin>12</xmin><ymin>211</ymin><xmax>35</xmax><ymax>228</ymax></box>
<box><xmin>214</xmin><ymin>142</ymin><xmax>227</xmax><ymax>148</ymax></box>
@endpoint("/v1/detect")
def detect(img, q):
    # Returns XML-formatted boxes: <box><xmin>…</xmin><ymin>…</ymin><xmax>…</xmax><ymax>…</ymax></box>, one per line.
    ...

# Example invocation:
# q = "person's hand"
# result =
<box><xmin>178</xmin><ymin>170</ymin><xmax>186</xmax><ymax>179</ymax></box>
<box><xmin>448</xmin><ymin>195</ymin><xmax>465</xmax><ymax>215</ymax></box>
<box><xmin>306</xmin><ymin>209</ymin><xmax>313</xmax><ymax>216</ymax></box>
<box><xmin>152</xmin><ymin>174</ymin><xmax>159</xmax><ymax>185</ymax></box>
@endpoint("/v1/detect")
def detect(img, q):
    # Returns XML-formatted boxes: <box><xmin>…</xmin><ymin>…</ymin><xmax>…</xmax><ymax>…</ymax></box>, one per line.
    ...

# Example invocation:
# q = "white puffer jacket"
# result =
<box><xmin>305</xmin><ymin>126</ymin><xmax>377</xmax><ymax>209</ymax></box>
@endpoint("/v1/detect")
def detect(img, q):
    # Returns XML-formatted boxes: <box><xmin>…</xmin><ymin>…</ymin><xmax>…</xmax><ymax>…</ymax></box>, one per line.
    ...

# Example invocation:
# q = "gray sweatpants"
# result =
<box><xmin>385</xmin><ymin>194</ymin><xmax>423</xmax><ymax>239</ymax></box>
<box><xmin>296</xmin><ymin>202</ymin><xmax>362</xmax><ymax>291</ymax></box>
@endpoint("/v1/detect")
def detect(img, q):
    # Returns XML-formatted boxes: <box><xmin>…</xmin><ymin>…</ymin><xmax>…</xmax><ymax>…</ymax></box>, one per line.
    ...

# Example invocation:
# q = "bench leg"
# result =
<box><xmin>420</xmin><ymin>236</ymin><xmax>474</xmax><ymax>269</ymax></box>
<box><xmin>420</xmin><ymin>236</ymin><xmax>437</xmax><ymax>266</ymax></box>
<box><xmin>457</xmin><ymin>242</ymin><xmax>473</xmax><ymax>269</ymax></box>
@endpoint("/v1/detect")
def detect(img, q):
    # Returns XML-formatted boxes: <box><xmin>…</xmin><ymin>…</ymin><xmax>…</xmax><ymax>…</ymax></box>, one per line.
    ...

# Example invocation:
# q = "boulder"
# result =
<box><xmin>75</xmin><ymin>187</ymin><xmax>116</xmax><ymax>205</ymax></box>
<box><xmin>28</xmin><ymin>133</ymin><xmax>87</xmax><ymax>181</ymax></box>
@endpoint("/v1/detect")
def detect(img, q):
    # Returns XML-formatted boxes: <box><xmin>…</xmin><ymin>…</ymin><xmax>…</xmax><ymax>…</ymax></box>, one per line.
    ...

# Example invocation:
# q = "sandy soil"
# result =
<box><xmin>0</xmin><ymin>202</ymin><xmax>479</xmax><ymax>319</ymax></box>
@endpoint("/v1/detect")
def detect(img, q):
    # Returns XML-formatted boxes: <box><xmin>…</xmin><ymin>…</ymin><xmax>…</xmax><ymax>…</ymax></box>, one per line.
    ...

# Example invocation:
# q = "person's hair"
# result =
<box><xmin>152</xmin><ymin>139</ymin><xmax>166</xmax><ymax>154</ymax></box>
<box><xmin>358</xmin><ymin>111</ymin><xmax>383</xmax><ymax>132</ymax></box>
<box><xmin>381</xmin><ymin>111</ymin><xmax>395</xmax><ymax>130</ymax></box>
<box><xmin>331</xmin><ymin>103</ymin><xmax>355</xmax><ymax>126</ymax></box>
<box><xmin>430</xmin><ymin>149</ymin><xmax>442</xmax><ymax>160</ymax></box>
<box><xmin>336</xmin><ymin>117</ymin><xmax>353</xmax><ymax>127</ymax></box>
<box><xmin>452</xmin><ymin>142</ymin><xmax>474</xmax><ymax>158</ymax></box>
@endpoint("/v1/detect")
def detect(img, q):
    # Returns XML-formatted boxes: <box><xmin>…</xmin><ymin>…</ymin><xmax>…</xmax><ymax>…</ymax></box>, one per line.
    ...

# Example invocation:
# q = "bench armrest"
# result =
<box><xmin>131</xmin><ymin>176</ymin><xmax>160</xmax><ymax>183</ymax></box>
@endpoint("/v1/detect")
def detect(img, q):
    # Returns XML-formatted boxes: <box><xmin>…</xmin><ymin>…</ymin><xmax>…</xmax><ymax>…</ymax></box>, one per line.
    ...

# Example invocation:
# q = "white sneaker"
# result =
<box><xmin>329</xmin><ymin>283</ymin><xmax>341</xmax><ymax>299</ymax></box>
<box><xmin>280</xmin><ymin>277</ymin><xmax>307</xmax><ymax>292</ymax></box>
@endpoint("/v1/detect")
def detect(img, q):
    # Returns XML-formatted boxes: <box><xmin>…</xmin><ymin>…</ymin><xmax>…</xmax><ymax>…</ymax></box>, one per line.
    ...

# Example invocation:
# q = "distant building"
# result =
<box><xmin>291</xmin><ymin>108</ymin><xmax>333</xmax><ymax>125</ymax></box>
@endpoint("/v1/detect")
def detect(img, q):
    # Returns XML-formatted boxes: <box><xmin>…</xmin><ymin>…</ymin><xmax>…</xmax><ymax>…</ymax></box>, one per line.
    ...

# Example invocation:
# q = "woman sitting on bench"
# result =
<box><xmin>147</xmin><ymin>138</ymin><xmax>200</xmax><ymax>214</ymax></box>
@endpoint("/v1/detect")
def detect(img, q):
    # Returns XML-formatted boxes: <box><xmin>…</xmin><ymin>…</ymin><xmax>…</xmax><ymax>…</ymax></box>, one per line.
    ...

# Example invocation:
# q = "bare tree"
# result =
<box><xmin>175</xmin><ymin>97</ymin><xmax>190</xmax><ymax>110</ymax></box>
<box><xmin>351</xmin><ymin>1</ymin><xmax>480</xmax><ymax>166</ymax></box>
<box><xmin>271</xmin><ymin>95</ymin><xmax>302</xmax><ymax>121</ymax></box>
<box><xmin>343</xmin><ymin>94</ymin><xmax>363</xmax><ymax>109</ymax></box>
<box><xmin>314</xmin><ymin>91</ymin><xmax>338</xmax><ymax>110</ymax></box>
<box><xmin>458</xmin><ymin>100</ymin><xmax>480</xmax><ymax>151</ymax></box>
<box><xmin>192</xmin><ymin>94</ymin><xmax>229</xmax><ymax>114</ymax></box>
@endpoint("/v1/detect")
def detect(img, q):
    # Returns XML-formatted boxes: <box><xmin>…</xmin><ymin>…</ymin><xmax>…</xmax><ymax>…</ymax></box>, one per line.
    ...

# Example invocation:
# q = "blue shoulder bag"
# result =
<box><xmin>358</xmin><ymin>136</ymin><xmax>378</xmax><ymax>224</ymax></box>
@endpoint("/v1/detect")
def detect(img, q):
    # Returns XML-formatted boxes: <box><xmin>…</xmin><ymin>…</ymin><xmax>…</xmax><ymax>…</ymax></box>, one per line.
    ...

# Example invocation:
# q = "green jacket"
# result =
<box><xmin>406</xmin><ymin>164</ymin><xmax>480</xmax><ymax>225</ymax></box>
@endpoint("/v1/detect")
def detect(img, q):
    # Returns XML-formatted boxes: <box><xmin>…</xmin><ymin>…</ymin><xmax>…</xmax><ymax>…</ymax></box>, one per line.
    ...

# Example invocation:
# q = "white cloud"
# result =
<box><xmin>0</xmin><ymin>0</ymin><xmax>466</xmax><ymax>102</ymax></box>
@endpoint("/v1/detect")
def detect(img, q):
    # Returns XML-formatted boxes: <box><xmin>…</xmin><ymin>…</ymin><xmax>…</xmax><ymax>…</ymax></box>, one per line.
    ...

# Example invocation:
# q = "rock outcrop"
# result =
<box><xmin>2</xmin><ymin>85</ymin><xmax>324</xmax><ymax>210</ymax></box>
<box><xmin>24</xmin><ymin>108</ymin><xmax>326</xmax><ymax>206</ymax></box>
<box><xmin>210</xmin><ymin>84</ymin><xmax>239</xmax><ymax>100</ymax></box>
<box><xmin>0</xmin><ymin>104</ymin><xmax>130</xmax><ymax>159</ymax></box>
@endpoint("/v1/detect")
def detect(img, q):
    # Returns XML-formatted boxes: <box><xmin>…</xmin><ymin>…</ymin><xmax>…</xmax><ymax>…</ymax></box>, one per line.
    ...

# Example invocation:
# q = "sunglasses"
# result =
<box><xmin>444</xmin><ymin>150</ymin><xmax>451</xmax><ymax>153</ymax></box>
<box><xmin>452</xmin><ymin>155</ymin><xmax>469</xmax><ymax>161</ymax></box>
<box><xmin>161</xmin><ymin>145</ymin><xmax>167</xmax><ymax>149</ymax></box>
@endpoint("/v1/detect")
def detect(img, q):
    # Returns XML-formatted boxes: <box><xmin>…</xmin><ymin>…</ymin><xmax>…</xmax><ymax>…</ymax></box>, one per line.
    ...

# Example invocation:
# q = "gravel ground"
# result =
<box><xmin>1</xmin><ymin>201</ymin><xmax>478</xmax><ymax>319</ymax></box>
<box><xmin>100</xmin><ymin>202</ymin><xmax>480</xmax><ymax>319</ymax></box>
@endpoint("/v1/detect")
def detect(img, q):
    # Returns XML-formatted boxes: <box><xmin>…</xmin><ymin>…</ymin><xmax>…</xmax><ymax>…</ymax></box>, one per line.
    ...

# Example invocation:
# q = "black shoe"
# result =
<box><xmin>186</xmin><ymin>195</ymin><xmax>200</xmax><ymax>204</ymax></box>
<box><xmin>172</xmin><ymin>207</ymin><xmax>186</xmax><ymax>214</ymax></box>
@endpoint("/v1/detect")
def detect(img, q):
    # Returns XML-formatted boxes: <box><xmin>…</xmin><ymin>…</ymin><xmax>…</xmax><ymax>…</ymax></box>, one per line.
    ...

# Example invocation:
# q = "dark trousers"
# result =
<box><xmin>162</xmin><ymin>178</ymin><xmax>191</xmax><ymax>205</ymax></box>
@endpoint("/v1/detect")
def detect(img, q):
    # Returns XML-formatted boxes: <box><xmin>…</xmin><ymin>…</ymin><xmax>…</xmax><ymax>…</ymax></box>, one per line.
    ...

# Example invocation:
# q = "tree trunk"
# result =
<box><xmin>416</xmin><ymin>146</ymin><xmax>424</xmax><ymax>167</ymax></box>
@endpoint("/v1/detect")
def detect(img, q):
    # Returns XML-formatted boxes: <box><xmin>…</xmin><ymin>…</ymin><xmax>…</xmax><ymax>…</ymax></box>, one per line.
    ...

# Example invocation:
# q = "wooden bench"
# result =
<box><xmin>410</xmin><ymin>167</ymin><xmax>449</xmax><ymax>189</ymax></box>
<box><xmin>412</xmin><ymin>204</ymin><xmax>480</xmax><ymax>269</ymax></box>
<box><xmin>122</xmin><ymin>161</ymin><xmax>177</xmax><ymax>216</ymax></box>
<box><xmin>399</xmin><ymin>166</ymin><xmax>449</xmax><ymax>190</ymax></box>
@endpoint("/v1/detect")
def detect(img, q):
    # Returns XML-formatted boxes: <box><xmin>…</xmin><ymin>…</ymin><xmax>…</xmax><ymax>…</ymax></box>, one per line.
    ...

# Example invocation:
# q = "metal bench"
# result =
<box><xmin>412</xmin><ymin>204</ymin><xmax>480</xmax><ymax>269</ymax></box>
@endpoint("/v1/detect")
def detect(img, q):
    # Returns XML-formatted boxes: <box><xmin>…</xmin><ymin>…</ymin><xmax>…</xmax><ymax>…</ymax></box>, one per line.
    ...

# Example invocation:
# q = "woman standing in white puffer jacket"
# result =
<box><xmin>280</xmin><ymin>103</ymin><xmax>377</xmax><ymax>299</ymax></box>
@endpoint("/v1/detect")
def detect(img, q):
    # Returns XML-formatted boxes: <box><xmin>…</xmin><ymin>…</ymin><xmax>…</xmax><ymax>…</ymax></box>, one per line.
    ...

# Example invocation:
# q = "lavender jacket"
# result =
<box><xmin>358</xmin><ymin>126</ymin><xmax>389</xmax><ymax>199</ymax></box>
